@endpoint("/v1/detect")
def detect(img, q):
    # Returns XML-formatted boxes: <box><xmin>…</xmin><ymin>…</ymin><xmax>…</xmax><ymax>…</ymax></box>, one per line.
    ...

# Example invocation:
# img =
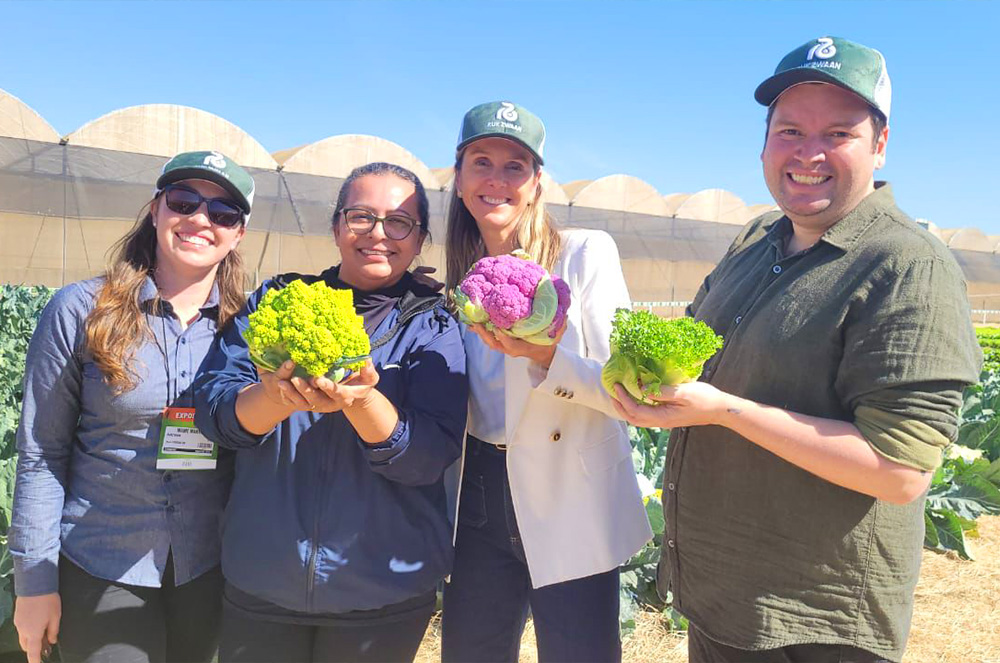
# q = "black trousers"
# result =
<box><xmin>218</xmin><ymin>588</ymin><xmax>435</xmax><ymax>663</ymax></box>
<box><xmin>442</xmin><ymin>436</ymin><xmax>622</xmax><ymax>663</ymax></box>
<box><xmin>57</xmin><ymin>555</ymin><xmax>223</xmax><ymax>663</ymax></box>
<box><xmin>687</xmin><ymin>623</ymin><xmax>895</xmax><ymax>663</ymax></box>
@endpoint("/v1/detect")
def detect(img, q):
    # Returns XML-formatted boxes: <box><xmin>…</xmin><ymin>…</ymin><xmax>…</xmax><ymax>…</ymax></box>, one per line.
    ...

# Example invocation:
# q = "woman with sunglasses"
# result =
<box><xmin>194</xmin><ymin>162</ymin><xmax>467</xmax><ymax>663</ymax></box>
<box><xmin>441</xmin><ymin>102</ymin><xmax>652</xmax><ymax>663</ymax></box>
<box><xmin>11</xmin><ymin>151</ymin><xmax>254</xmax><ymax>663</ymax></box>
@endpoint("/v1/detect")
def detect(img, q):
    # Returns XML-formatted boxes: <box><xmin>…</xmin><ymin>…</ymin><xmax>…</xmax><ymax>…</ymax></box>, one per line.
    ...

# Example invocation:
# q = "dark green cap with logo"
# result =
<box><xmin>155</xmin><ymin>150</ymin><xmax>256</xmax><ymax>221</ymax></box>
<box><xmin>755</xmin><ymin>36</ymin><xmax>891</xmax><ymax>120</ymax></box>
<box><xmin>457</xmin><ymin>101</ymin><xmax>546</xmax><ymax>165</ymax></box>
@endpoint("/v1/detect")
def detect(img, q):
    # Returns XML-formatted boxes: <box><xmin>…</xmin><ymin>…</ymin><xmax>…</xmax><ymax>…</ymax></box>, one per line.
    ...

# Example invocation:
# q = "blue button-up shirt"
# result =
<box><xmin>11</xmin><ymin>277</ymin><xmax>234</xmax><ymax>596</ymax></box>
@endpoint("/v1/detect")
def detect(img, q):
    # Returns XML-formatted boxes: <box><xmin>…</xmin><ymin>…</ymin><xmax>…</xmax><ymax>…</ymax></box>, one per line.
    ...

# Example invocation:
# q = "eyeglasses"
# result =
<box><xmin>341</xmin><ymin>208</ymin><xmax>419</xmax><ymax>240</ymax></box>
<box><xmin>162</xmin><ymin>185</ymin><xmax>245</xmax><ymax>228</ymax></box>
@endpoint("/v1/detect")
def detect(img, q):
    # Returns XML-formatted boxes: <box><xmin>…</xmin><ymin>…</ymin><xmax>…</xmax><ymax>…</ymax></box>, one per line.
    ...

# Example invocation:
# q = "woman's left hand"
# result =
<box><xmin>469</xmin><ymin>322</ymin><xmax>566</xmax><ymax>368</ymax></box>
<box><xmin>610</xmin><ymin>381</ymin><xmax>734</xmax><ymax>429</ymax></box>
<box><xmin>288</xmin><ymin>360</ymin><xmax>380</xmax><ymax>414</ymax></box>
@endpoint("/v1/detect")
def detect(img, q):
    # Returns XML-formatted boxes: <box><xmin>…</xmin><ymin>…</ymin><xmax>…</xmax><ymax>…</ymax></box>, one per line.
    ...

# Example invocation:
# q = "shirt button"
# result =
<box><xmin>566</xmin><ymin>391</ymin><xmax>574</xmax><ymax>399</ymax></box>
<box><xmin>163</xmin><ymin>473</ymin><xmax>173</xmax><ymax>483</ymax></box>
<box><xmin>180</xmin><ymin>338</ymin><xmax>187</xmax><ymax>345</ymax></box>
<box><xmin>180</xmin><ymin>370</ymin><xmax>188</xmax><ymax>378</ymax></box>
<box><xmin>667</xmin><ymin>482</ymin><xmax>676</xmax><ymax>491</ymax></box>
<box><xmin>667</xmin><ymin>539</ymin><xmax>676</xmax><ymax>549</ymax></box>
<box><xmin>550</xmin><ymin>431</ymin><xmax>562</xmax><ymax>442</ymax></box>
<box><xmin>166</xmin><ymin>505</ymin><xmax>176</xmax><ymax>513</ymax></box>
<box><xmin>772</xmin><ymin>265</ymin><xmax>782</xmax><ymax>274</ymax></box>
<box><xmin>734</xmin><ymin>315</ymin><xmax>742</xmax><ymax>325</ymax></box>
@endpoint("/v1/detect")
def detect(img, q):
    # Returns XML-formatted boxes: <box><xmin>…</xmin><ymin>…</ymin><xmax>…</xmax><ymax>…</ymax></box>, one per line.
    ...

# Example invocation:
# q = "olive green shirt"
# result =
<box><xmin>659</xmin><ymin>184</ymin><xmax>982</xmax><ymax>662</ymax></box>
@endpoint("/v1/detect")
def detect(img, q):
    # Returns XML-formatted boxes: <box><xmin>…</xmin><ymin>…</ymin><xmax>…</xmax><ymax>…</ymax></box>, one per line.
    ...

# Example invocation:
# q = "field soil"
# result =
<box><xmin>415</xmin><ymin>515</ymin><xmax>1000</xmax><ymax>663</ymax></box>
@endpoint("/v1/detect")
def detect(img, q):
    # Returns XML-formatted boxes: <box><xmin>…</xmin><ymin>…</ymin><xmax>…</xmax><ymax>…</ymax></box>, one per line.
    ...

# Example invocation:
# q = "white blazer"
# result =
<box><xmin>488</xmin><ymin>228</ymin><xmax>652</xmax><ymax>588</ymax></box>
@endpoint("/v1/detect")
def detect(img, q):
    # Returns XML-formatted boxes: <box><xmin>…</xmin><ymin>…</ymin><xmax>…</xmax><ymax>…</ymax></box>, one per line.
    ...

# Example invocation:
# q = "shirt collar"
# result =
<box><xmin>140</xmin><ymin>275</ymin><xmax>221</xmax><ymax>315</ymax></box>
<box><xmin>764</xmin><ymin>182</ymin><xmax>894</xmax><ymax>253</ymax></box>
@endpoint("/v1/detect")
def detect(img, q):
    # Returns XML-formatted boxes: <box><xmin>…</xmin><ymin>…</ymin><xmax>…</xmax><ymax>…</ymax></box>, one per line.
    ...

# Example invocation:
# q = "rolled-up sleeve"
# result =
<box><xmin>194</xmin><ymin>287</ymin><xmax>270</xmax><ymax>450</ymax></box>
<box><xmin>359</xmin><ymin>311</ymin><xmax>468</xmax><ymax>486</ymax></box>
<box><xmin>11</xmin><ymin>285</ymin><xmax>87</xmax><ymax>596</ymax></box>
<box><xmin>836</xmin><ymin>255</ymin><xmax>983</xmax><ymax>471</ymax></box>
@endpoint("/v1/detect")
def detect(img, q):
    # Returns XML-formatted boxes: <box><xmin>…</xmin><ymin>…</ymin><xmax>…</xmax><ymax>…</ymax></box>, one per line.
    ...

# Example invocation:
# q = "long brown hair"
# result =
<box><xmin>444</xmin><ymin>155</ymin><xmax>562</xmax><ymax>295</ymax></box>
<box><xmin>85</xmin><ymin>197</ymin><xmax>246</xmax><ymax>393</ymax></box>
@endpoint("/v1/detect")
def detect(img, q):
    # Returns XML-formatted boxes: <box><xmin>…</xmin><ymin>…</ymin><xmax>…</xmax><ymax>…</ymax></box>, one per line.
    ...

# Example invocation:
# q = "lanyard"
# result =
<box><xmin>150</xmin><ymin>302</ymin><xmax>176</xmax><ymax>409</ymax></box>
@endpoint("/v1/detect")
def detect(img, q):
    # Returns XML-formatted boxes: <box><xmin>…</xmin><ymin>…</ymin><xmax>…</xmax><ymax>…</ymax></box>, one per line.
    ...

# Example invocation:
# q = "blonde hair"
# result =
<box><xmin>444</xmin><ymin>156</ymin><xmax>562</xmax><ymax>295</ymax></box>
<box><xmin>85</xmin><ymin>199</ymin><xmax>247</xmax><ymax>393</ymax></box>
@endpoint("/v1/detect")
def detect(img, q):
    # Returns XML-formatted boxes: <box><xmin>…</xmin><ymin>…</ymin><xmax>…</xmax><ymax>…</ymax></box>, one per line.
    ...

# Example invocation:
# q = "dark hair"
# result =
<box><xmin>331</xmin><ymin>162</ymin><xmax>430</xmax><ymax>235</ymax></box>
<box><xmin>764</xmin><ymin>98</ymin><xmax>887</xmax><ymax>151</ymax></box>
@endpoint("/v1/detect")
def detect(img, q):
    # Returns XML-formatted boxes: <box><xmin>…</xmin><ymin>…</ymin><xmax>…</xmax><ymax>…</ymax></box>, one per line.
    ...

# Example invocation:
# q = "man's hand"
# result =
<box><xmin>14</xmin><ymin>593</ymin><xmax>60</xmax><ymax>663</ymax></box>
<box><xmin>469</xmin><ymin>322</ymin><xmax>566</xmax><ymax>368</ymax></box>
<box><xmin>611</xmin><ymin>381</ymin><xmax>734</xmax><ymax>428</ymax></box>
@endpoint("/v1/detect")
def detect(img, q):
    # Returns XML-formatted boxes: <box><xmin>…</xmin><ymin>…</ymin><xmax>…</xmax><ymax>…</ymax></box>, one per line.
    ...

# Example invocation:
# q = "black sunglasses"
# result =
<box><xmin>162</xmin><ymin>185</ymin><xmax>245</xmax><ymax>228</ymax></box>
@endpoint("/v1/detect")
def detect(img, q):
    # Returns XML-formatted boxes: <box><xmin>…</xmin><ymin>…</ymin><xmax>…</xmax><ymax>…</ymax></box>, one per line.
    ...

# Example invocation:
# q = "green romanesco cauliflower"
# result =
<box><xmin>601</xmin><ymin>309</ymin><xmax>723</xmax><ymax>404</ymax></box>
<box><xmin>243</xmin><ymin>279</ymin><xmax>370</xmax><ymax>380</ymax></box>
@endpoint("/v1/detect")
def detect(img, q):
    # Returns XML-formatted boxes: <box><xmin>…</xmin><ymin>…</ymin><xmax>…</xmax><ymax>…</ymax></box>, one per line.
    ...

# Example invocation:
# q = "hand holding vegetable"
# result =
<box><xmin>612</xmin><ymin>381</ymin><xmax>734</xmax><ymax>429</ymax></box>
<box><xmin>454</xmin><ymin>251</ymin><xmax>571</xmax><ymax>346</ymax></box>
<box><xmin>468</xmin><ymin>319</ymin><xmax>567</xmax><ymax>368</ymax></box>
<box><xmin>244</xmin><ymin>280</ymin><xmax>371</xmax><ymax>382</ymax></box>
<box><xmin>601</xmin><ymin>309</ymin><xmax>723</xmax><ymax>404</ymax></box>
<box><xmin>258</xmin><ymin>358</ymin><xmax>380</xmax><ymax>414</ymax></box>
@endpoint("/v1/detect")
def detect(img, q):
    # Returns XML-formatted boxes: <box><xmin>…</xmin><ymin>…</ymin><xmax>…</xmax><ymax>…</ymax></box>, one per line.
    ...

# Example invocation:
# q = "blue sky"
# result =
<box><xmin>2</xmin><ymin>0</ymin><xmax>997</xmax><ymax>233</ymax></box>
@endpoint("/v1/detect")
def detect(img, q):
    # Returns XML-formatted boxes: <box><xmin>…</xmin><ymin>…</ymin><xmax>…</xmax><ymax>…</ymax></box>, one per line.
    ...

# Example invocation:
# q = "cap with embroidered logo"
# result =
<box><xmin>457</xmin><ymin>101</ymin><xmax>546</xmax><ymax>165</ymax></box>
<box><xmin>155</xmin><ymin>150</ymin><xmax>255</xmax><ymax>221</ymax></box>
<box><xmin>755</xmin><ymin>36</ymin><xmax>891</xmax><ymax>120</ymax></box>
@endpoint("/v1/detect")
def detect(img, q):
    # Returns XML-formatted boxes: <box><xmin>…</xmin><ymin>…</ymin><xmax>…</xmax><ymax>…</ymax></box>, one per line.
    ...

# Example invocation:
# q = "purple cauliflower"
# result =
<box><xmin>549</xmin><ymin>278</ymin><xmax>571</xmax><ymax>338</ymax></box>
<box><xmin>453</xmin><ymin>251</ymin><xmax>572</xmax><ymax>346</ymax></box>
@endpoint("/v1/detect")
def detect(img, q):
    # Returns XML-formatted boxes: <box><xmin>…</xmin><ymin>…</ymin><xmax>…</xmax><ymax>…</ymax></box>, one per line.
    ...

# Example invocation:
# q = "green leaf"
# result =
<box><xmin>645</xmin><ymin>497</ymin><xmax>665</xmax><ymax>536</ymax></box>
<box><xmin>0</xmin><ymin>459</ymin><xmax>17</xmax><ymax>536</ymax></box>
<box><xmin>924</xmin><ymin>508</ymin><xmax>975</xmax><ymax>559</ymax></box>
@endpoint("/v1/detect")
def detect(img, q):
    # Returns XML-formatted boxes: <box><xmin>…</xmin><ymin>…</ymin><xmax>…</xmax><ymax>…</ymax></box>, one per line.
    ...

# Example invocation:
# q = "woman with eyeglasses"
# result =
<box><xmin>440</xmin><ymin>102</ymin><xmax>652</xmax><ymax>663</ymax></box>
<box><xmin>11</xmin><ymin>151</ymin><xmax>254</xmax><ymax>663</ymax></box>
<box><xmin>193</xmin><ymin>162</ymin><xmax>467</xmax><ymax>663</ymax></box>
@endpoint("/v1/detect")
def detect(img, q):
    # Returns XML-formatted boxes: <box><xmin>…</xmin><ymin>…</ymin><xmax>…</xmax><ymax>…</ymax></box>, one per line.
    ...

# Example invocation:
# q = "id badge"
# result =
<box><xmin>157</xmin><ymin>407</ymin><xmax>217</xmax><ymax>470</ymax></box>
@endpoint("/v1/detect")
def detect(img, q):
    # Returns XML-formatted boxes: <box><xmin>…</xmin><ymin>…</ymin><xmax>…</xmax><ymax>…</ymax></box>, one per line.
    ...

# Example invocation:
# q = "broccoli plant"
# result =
<box><xmin>601</xmin><ymin>309</ymin><xmax>723</xmax><ymax>404</ymax></box>
<box><xmin>453</xmin><ymin>251</ymin><xmax>570</xmax><ymax>345</ymax></box>
<box><xmin>244</xmin><ymin>280</ymin><xmax>370</xmax><ymax>381</ymax></box>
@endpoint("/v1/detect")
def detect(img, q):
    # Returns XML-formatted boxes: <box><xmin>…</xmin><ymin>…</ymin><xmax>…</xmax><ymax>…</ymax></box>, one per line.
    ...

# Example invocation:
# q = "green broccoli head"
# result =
<box><xmin>601</xmin><ymin>309</ymin><xmax>723</xmax><ymax>404</ymax></box>
<box><xmin>243</xmin><ymin>280</ymin><xmax>371</xmax><ymax>379</ymax></box>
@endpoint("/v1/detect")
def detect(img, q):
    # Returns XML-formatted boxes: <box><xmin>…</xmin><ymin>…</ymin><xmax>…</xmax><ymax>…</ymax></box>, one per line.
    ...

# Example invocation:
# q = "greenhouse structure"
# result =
<box><xmin>3</xmin><ymin>88</ymin><xmax>1000</xmax><ymax>321</ymax></box>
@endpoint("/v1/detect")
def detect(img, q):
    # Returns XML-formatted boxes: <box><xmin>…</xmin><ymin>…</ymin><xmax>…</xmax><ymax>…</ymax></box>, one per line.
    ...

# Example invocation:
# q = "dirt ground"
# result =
<box><xmin>414</xmin><ymin>515</ymin><xmax>1000</xmax><ymax>663</ymax></box>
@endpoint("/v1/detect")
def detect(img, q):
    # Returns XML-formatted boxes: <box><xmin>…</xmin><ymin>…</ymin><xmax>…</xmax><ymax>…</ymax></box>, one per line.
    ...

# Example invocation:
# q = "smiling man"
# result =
<box><xmin>612</xmin><ymin>37</ymin><xmax>982</xmax><ymax>662</ymax></box>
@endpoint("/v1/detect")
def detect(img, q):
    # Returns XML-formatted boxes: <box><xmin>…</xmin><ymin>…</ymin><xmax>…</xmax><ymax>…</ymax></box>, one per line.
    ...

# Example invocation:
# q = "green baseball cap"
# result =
<box><xmin>155</xmin><ymin>150</ymin><xmax>255</xmax><ymax>220</ymax></box>
<box><xmin>755</xmin><ymin>36</ymin><xmax>891</xmax><ymax>120</ymax></box>
<box><xmin>457</xmin><ymin>101</ymin><xmax>546</xmax><ymax>165</ymax></box>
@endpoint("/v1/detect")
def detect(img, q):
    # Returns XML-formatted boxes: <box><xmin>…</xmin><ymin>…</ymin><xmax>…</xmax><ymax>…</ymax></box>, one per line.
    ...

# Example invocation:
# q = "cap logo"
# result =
<box><xmin>203</xmin><ymin>151</ymin><xmax>227</xmax><ymax>170</ymax></box>
<box><xmin>496</xmin><ymin>102</ymin><xmax>519</xmax><ymax>122</ymax></box>
<box><xmin>807</xmin><ymin>37</ymin><xmax>837</xmax><ymax>61</ymax></box>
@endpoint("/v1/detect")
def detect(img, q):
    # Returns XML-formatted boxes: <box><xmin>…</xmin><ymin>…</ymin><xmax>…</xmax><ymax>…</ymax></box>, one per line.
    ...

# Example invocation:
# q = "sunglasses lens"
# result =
<box><xmin>207</xmin><ymin>201</ymin><xmax>244</xmax><ymax>228</ymax></box>
<box><xmin>164</xmin><ymin>187</ymin><xmax>201</xmax><ymax>215</ymax></box>
<box><xmin>164</xmin><ymin>186</ymin><xmax>243</xmax><ymax>227</ymax></box>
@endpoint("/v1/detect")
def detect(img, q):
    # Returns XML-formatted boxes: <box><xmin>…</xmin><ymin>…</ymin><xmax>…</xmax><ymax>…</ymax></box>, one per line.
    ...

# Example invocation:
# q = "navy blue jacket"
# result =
<box><xmin>193</xmin><ymin>270</ymin><xmax>468</xmax><ymax>613</ymax></box>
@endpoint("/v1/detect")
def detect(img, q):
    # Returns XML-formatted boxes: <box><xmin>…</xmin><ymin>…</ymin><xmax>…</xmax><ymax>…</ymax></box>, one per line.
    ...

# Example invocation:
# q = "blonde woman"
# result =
<box><xmin>441</xmin><ymin>101</ymin><xmax>652</xmax><ymax>663</ymax></box>
<box><xmin>11</xmin><ymin>151</ymin><xmax>253</xmax><ymax>663</ymax></box>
